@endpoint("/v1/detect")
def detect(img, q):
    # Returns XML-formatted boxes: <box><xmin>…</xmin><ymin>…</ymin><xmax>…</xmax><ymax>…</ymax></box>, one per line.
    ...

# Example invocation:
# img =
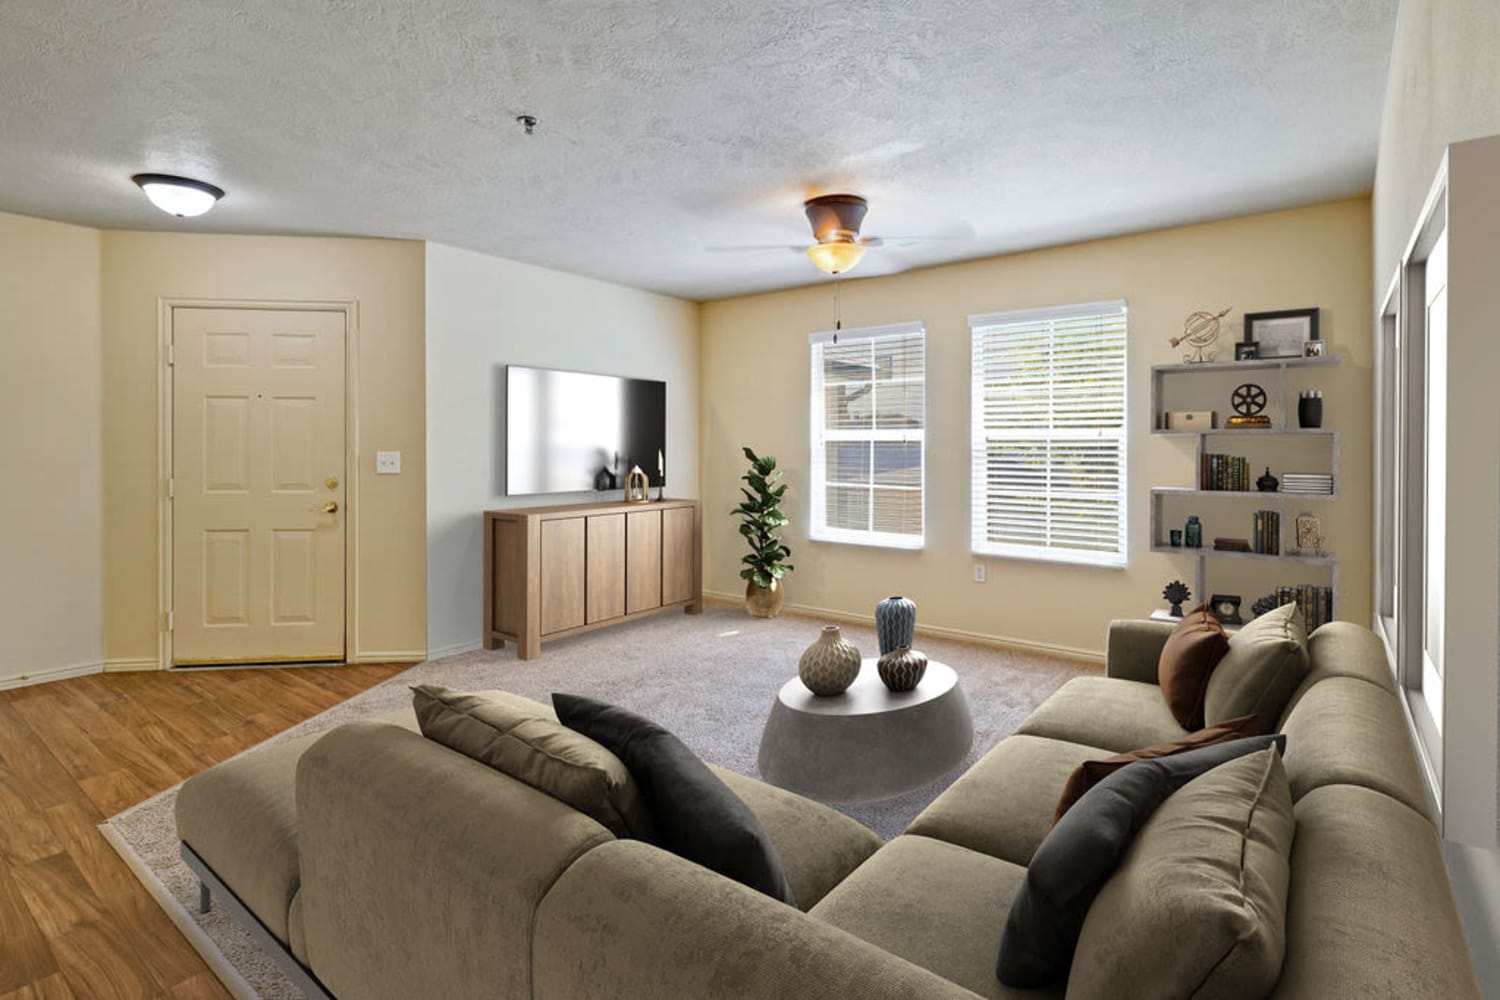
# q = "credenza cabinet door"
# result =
<box><xmin>626</xmin><ymin>510</ymin><xmax>663</xmax><ymax>614</ymax></box>
<box><xmin>586</xmin><ymin>514</ymin><xmax>626</xmax><ymax>623</ymax></box>
<box><xmin>540</xmin><ymin>517</ymin><xmax>586</xmax><ymax>634</ymax></box>
<box><xmin>662</xmin><ymin>505</ymin><xmax>696</xmax><ymax>606</ymax></box>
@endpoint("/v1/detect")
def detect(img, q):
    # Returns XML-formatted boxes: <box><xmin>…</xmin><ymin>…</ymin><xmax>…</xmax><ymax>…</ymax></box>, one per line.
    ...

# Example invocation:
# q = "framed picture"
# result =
<box><xmin>1244</xmin><ymin>308</ymin><xmax>1319</xmax><ymax>359</ymax></box>
<box><xmin>1234</xmin><ymin>342</ymin><xmax>1258</xmax><ymax>361</ymax></box>
<box><xmin>1303</xmin><ymin>339</ymin><xmax>1326</xmax><ymax>358</ymax></box>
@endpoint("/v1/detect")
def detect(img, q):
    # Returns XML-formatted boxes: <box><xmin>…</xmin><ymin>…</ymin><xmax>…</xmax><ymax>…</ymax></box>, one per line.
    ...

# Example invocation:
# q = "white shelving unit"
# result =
<box><xmin>1150</xmin><ymin>355</ymin><xmax>1341</xmax><ymax>612</ymax></box>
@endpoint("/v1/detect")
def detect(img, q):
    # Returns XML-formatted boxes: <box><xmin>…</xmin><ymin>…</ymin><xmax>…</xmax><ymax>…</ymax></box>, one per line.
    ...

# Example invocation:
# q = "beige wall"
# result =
<box><xmin>101</xmin><ymin>232</ymin><xmax>427</xmax><ymax>664</ymax></box>
<box><xmin>424</xmin><ymin>242</ymin><xmax>700</xmax><ymax>656</ymax></box>
<box><xmin>0</xmin><ymin>212</ymin><xmax>104</xmax><ymax>687</ymax></box>
<box><xmin>701</xmin><ymin>198</ymin><xmax>1372</xmax><ymax>657</ymax></box>
<box><xmin>1373</xmin><ymin>0</ymin><xmax>1500</xmax><ymax>284</ymax></box>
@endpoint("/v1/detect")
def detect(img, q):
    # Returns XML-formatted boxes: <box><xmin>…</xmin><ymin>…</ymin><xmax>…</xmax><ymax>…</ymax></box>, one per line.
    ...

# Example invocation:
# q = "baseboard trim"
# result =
<box><xmin>347</xmin><ymin>650</ymin><xmax>428</xmax><ymax>664</ymax></box>
<box><xmin>0</xmin><ymin>661</ymin><xmax>104</xmax><ymax>691</ymax></box>
<box><xmin>427</xmin><ymin>639</ymin><xmax>484</xmax><ymax>660</ymax></box>
<box><xmin>104</xmin><ymin>657</ymin><xmax>161</xmax><ymax>673</ymax></box>
<box><xmin>702</xmin><ymin>590</ymin><xmax>1104</xmax><ymax>663</ymax></box>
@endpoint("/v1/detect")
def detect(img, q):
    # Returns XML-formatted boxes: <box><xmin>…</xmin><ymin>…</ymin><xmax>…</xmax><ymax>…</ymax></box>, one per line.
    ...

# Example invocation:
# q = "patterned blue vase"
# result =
<box><xmin>874</xmin><ymin>595</ymin><xmax>917</xmax><ymax>655</ymax></box>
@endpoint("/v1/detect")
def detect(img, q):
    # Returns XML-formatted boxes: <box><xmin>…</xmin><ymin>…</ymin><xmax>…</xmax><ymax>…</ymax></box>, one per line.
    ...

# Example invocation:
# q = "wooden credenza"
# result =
<box><xmin>483</xmin><ymin>499</ymin><xmax>702</xmax><ymax>659</ymax></box>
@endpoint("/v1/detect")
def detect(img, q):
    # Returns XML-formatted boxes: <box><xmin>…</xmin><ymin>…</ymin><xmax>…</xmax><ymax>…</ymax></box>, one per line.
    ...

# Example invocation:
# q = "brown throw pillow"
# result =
<box><xmin>1157</xmin><ymin>604</ymin><xmax>1231</xmax><ymax>729</ymax></box>
<box><xmin>1051</xmin><ymin>714</ymin><xmax>1261</xmax><ymax>824</ymax></box>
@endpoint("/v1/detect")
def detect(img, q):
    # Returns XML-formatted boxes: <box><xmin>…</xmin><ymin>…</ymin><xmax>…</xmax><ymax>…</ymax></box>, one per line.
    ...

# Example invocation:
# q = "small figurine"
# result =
<box><xmin>1170</xmin><ymin>307</ymin><xmax>1232</xmax><ymax>363</ymax></box>
<box><xmin>1163</xmin><ymin>580</ymin><xmax>1191</xmax><ymax>617</ymax></box>
<box><xmin>1227</xmin><ymin>383</ymin><xmax>1271</xmax><ymax>428</ymax></box>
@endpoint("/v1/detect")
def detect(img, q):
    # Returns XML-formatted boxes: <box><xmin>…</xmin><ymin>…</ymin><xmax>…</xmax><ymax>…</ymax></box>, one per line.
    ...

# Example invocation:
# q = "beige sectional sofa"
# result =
<box><xmin>176</xmin><ymin>620</ymin><xmax>1480</xmax><ymax>998</ymax></box>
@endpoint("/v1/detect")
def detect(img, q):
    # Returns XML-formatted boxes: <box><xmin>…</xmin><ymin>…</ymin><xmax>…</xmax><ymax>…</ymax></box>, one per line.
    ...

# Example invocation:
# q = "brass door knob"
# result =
<box><xmin>309</xmin><ymin>501</ymin><xmax>339</xmax><ymax>513</ymax></box>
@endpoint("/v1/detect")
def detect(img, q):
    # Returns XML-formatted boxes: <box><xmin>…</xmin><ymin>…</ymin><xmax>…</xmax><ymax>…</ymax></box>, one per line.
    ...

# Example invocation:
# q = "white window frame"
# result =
<box><xmin>969</xmin><ymin>300</ymin><xmax>1128</xmax><ymax>568</ymax></box>
<box><xmin>808</xmin><ymin>321</ymin><xmax>926</xmax><ymax>550</ymax></box>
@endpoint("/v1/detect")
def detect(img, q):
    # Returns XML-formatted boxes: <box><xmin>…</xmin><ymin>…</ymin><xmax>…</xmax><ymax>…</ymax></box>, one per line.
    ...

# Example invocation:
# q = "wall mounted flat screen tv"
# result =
<box><xmin>505</xmin><ymin>365</ymin><xmax>666</xmax><ymax>496</ymax></box>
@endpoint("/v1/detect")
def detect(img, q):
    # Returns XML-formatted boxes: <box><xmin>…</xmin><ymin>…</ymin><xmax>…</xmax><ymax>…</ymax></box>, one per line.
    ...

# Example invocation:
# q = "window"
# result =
<box><xmin>809</xmin><ymin>322</ymin><xmax>925</xmax><ymax>548</ymax></box>
<box><xmin>970</xmin><ymin>300</ymin><xmax>1128</xmax><ymax>567</ymax></box>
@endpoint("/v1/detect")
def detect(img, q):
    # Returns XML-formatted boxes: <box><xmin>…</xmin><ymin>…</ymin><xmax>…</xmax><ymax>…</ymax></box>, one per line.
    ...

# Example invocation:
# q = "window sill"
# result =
<box><xmin>971</xmin><ymin>544</ymin><xmax>1126</xmax><ymax>569</ymax></box>
<box><xmin>810</xmin><ymin>530</ymin><xmax>925</xmax><ymax>552</ymax></box>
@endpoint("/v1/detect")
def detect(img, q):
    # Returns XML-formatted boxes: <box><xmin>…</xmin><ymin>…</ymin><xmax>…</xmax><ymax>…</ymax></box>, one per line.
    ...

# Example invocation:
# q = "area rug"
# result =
<box><xmin>103</xmin><ymin>603</ymin><xmax>1097</xmax><ymax>998</ymax></box>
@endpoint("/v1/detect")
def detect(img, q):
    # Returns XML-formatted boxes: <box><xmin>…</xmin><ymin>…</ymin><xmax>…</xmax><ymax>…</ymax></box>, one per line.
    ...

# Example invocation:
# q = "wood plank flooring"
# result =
<box><xmin>0</xmin><ymin>663</ymin><xmax>408</xmax><ymax>999</ymax></box>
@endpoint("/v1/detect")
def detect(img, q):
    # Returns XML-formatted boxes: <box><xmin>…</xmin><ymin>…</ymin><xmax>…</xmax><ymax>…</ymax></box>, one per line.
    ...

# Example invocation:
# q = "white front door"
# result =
<box><xmin>171</xmin><ymin>307</ymin><xmax>347</xmax><ymax>664</ymax></box>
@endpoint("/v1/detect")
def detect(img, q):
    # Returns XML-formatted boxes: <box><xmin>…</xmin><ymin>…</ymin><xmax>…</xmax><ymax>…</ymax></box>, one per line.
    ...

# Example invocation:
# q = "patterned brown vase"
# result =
<box><xmin>798</xmin><ymin>625</ymin><xmax>862</xmax><ymax>696</ymax></box>
<box><xmin>877</xmin><ymin>646</ymin><xmax>928</xmax><ymax>692</ymax></box>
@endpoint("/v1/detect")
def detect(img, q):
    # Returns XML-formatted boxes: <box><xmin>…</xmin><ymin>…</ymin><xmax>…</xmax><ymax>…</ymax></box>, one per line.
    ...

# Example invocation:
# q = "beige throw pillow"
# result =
<box><xmin>1066</xmin><ymin>747</ymin><xmax>1295</xmax><ymax>999</ymax></box>
<box><xmin>1203</xmin><ymin>602</ymin><xmax>1309</xmax><ymax>732</ymax></box>
<box><xmin>412</xmin><ymin>684</ymin><xmax>654</xmax><ymax>840</ymax></box>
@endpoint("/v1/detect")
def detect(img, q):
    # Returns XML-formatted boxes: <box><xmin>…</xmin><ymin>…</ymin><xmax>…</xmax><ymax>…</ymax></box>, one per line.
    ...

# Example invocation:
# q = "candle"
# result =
<box><xmin>658</xmin><ymin>448</ymin><xmax>664</xmax><ymax>479</ymax></box>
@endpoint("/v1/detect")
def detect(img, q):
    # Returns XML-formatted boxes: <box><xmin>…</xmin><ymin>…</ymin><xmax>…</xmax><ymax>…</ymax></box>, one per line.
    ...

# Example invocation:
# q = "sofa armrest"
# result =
<box><xmin>1105</xmin><ymin>619</ymin><xmax>1174</xmax><ymax>684</ymax></box>
<box><xmin>296</xmin><ymin>720</ymin><xmax>615</xmax><ymax>1000</ymax></box>
<box><xmin>533</xmin><ymin>839</ymin><xmax>983</xmax><ymax>1000</ymax></box>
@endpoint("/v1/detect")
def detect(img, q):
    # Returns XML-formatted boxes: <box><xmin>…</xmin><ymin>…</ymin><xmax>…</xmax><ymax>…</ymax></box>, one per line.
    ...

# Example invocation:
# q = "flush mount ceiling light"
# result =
<box><xmin>806</xmin><ymin>239</ymin><xmax>866</xmax><ymax>275</ymax></box>
<box><xmin>131</xmin><ymin>173</ymin><xmax>225</xmax><ymax>217</ymax></box>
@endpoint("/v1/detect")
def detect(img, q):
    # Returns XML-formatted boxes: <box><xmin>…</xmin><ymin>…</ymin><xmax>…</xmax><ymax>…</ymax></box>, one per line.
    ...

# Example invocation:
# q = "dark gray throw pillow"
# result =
<box><xmin>552</xmin><ymin>693</ymin><xmax>797</xmax><ymax>907</ymax></box>
<box><xmin>996</xmin><ymin>733</ymin><xmax>1287</xmax><ymax>988</ymax></box>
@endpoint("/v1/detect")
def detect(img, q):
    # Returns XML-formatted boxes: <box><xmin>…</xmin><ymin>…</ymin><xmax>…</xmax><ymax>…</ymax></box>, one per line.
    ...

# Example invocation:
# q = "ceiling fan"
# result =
<box><xmin>709</xmin><ymin>193</ymin><xmax>952</xmax><ymax>276</ymax></box>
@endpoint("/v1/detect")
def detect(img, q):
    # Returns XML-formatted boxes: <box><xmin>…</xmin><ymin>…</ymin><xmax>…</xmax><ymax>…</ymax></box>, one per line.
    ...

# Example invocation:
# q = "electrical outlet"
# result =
<box><xmin>973</xmin><ymin>562</ymin><xmax>986</xmax><ymax>583</ymax></box>
<box><xmin>376</xmin><ymin>450</ymin><xmax>401</xmax><ymax>474</ymax></box>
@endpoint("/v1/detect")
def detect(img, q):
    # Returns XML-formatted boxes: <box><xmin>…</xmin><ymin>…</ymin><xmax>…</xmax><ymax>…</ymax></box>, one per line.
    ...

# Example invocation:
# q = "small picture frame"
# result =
<box><xmin>1209</xmin><ymin>593</ymin><xmax>1244</xmax><ymax>626</ymax></box>
<box><xmin>1234</xmin><ymin>342</ymin><xmax>1258</xmax><ymax>361</ymax></box>
<box><xmin>1244</xmin><ymin>308</ymin><xmax>1319</xmax><ymax>359</ymax></box>
<box><xmin>1303</xmin><ymin>339</ymin><xmax>1326</xmax><ymax>358</ymax></box>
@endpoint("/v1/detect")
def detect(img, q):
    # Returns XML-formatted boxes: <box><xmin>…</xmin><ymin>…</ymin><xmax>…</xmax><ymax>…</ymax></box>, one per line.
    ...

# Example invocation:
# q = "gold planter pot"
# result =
<box><xmin>744</xmin><ymin>578</ymin><xmax>784</xmax><ymax>618</ymax></box>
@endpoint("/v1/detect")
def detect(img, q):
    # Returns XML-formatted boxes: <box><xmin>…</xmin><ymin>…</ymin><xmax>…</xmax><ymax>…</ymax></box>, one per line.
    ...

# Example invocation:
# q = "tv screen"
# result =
<box><xmin>505</xmin><ymin>365</ymin><xmax>666</xmax><ymax>496</ymax></box>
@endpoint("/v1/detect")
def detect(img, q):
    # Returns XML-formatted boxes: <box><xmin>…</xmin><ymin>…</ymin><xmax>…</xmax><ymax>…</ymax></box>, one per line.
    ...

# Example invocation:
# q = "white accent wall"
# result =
<box><xmin>423</xmin><ymin>242</ymin><xmax>699</xmax><ymax>658</ymax></box>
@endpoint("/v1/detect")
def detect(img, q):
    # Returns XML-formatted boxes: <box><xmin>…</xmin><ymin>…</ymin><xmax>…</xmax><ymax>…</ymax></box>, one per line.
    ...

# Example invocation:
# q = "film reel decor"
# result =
<box><xmin>1227</xmin><ymin>382</ymin><xmax>1271</xmax><ymax>428</ymax></box>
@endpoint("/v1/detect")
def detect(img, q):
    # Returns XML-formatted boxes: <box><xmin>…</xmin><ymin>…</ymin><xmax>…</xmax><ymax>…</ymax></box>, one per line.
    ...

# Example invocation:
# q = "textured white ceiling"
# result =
<box><xmin>0</xmin><ymin>1</ymin><xmax>1397</xmax><ymax>300</ymax></box>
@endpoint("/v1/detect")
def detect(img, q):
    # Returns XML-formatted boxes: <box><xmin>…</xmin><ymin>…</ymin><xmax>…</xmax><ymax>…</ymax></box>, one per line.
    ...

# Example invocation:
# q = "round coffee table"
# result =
<box><xmin>757</xmin><ymin>658</ymin><xmax>974</xmax><ymax>803</ymax></box>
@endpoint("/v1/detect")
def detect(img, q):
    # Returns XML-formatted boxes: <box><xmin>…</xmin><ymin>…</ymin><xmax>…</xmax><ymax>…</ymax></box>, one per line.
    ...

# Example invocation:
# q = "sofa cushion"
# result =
<box><xmin>553</xmin><ymin>693</ymin><xmax>796</xmax><ymax>906</ymax></box>
<box><xmin>1067</xmin><ymin>747</ymin><xmax>1294</xmax><ymax>999</ymax></box>
<box><xmin>1015</xmin><ymin>676</ymin><xmax>1189</xmax><ymax>753</ymax></box>
<box><xmin>176</xmin><ymin>730</ymin><xmax>320</xmax><ymax>945</ymax></box>
<box><xmin>708</xmin><ymin>765</ymin><xmax>880</xmax><ymax>910</ymax></box>
<box><xmin>413</xmin><ymin>685</ymin><xmax>654</xmax><ymax>840</ymax></box>
<box><xmin>1272</xmin><ymin>785</ymin><xmax>1480</xmax><ymax>999</ymax></box>
<box><xmin>997</xmin><ymin>734</ymin><xmax>1284</xmax><ymax>989</ymax></box>
<box><xmin>1204</xmin><ymin>602</ymin><xmax>1309</xmax><ymax>731</ymax></box>
<box><xmin>1157</xmin><ymin>604</ymin><xmax>1230</xmax><ymax>729</ymax></box>
<box><xmin>1051</xmin><ymin>713</ymin><xmax>1261</xmax><ymax>823</ymax></box>
<box><xmin>1276</xmin><ymin>676</ymin><xmax>1431</xmax><ymax>817</ymax></box>
<box><xmin>906</xmin><ymin>734</ymin><xmax>1101</xmax><ymax>867</ymax></box>
<box><xmin>810</xmin><ymin>836</ymin><xmax>1056</xmax><ymax>1000</ymax></box>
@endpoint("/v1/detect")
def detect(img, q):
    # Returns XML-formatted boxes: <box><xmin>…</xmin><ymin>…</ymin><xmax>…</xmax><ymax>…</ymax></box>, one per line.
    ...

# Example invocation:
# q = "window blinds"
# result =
<box><xmin>809</xmin><ymin>322</ymin><xmax>925</xmax><ymax>549</ymax></box>
<box><xmin>969</xmin><ymin>301</ymin><xmax>1128</xmax><ymax>566</ymax></box>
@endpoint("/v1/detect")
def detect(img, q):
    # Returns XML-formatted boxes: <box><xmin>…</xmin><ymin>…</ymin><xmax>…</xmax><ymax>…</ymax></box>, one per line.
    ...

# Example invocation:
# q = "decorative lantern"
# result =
<box><xmin>624</xmin><ymin>465</ymin><xmax>650</xmax><ymax>504</ymax></box>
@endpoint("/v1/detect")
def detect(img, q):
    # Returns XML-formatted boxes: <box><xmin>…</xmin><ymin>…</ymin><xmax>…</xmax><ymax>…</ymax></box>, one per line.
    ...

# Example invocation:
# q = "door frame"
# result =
<box><xmin>157</xmin><ymin>298</ymin><xmax>361</xmax><ymax>670</ymax></box>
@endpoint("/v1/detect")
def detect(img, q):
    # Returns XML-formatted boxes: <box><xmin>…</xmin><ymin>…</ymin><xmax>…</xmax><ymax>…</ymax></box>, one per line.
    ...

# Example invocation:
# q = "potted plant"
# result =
<box><xmin>734</xmin><ymin>446</ymin><xmax>793</xmax><ymax>618</ymax></box>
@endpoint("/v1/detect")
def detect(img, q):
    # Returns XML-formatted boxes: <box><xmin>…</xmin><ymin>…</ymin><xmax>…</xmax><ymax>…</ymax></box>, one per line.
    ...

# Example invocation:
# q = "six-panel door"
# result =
<box><xmin>172</xmin><ymin>307</ymin><xmax>346</xmax><ymax>664</ymax></box>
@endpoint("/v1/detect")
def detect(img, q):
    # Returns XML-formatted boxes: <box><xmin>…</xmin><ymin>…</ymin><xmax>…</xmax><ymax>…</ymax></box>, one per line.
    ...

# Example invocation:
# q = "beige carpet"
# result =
<box><xmin>104</xmin><ymin>603</ymin><xmax>1097</xmax><ymax>998</ymax></box>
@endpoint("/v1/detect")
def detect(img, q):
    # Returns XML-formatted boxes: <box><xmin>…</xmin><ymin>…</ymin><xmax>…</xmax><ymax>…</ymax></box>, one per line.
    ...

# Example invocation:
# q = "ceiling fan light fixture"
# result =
<box><xmin>807</xmin><ymin>240</ymin><xmax>866</xmax><ymax>275</ymax></box>
<box><xmin>131</xmin><ymin>173</ymin><xmax>225</xmax><ymax>217</ymax></box>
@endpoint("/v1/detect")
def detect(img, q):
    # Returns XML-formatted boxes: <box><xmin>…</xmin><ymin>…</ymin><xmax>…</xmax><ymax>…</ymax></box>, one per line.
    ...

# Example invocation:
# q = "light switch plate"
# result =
<box><xmin>375</xmin><ymin>451</ymin><xmax>401</xmax><ymax>474</ymax></box>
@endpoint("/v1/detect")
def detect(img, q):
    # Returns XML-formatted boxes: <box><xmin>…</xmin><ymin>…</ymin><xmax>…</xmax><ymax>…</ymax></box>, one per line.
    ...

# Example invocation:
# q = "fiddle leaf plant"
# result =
<box><xmin>734</xmin><ymin>446</ymin><xmax>793</xmax><ymax>589</ymax></box>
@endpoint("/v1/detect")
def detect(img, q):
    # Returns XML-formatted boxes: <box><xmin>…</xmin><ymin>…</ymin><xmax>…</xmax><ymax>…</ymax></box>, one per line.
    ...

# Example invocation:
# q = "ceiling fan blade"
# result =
<box><xmin>862</xmin><ymin>234</ymin><xmax>972</xmax><ymax>248</ymax></box>
<box><xmin>705</xmin><ymin>244</ymin><xmax>807</xmax><ymax>253</ymax></box>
